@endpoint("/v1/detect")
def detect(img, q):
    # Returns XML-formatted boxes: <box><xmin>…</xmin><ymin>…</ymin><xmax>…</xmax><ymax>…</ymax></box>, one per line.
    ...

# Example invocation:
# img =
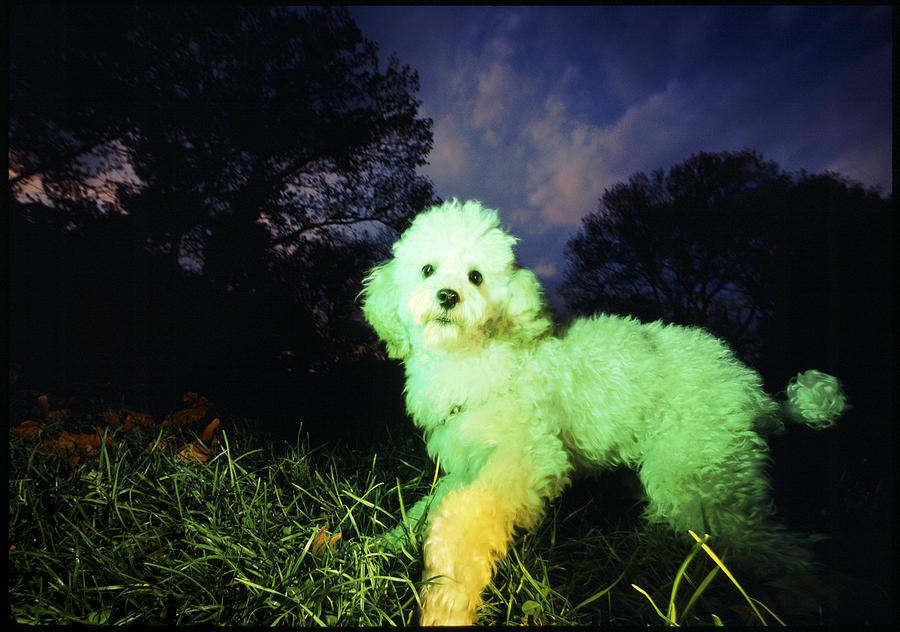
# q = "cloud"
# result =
<box><xmin>530</xmin><ymin>257</ymin><xmax>557</xmax><ymax>279</ymax></box>
<box><xmin>400</xmin><ymin>5</ymin><xmax>891</xmax><ymax>250</ymax></box>
<box><xmin>522</xmin><ymin>77</ymin><xmax>740</xmax><ymax>229</ymax></box>
<box><xmin>485</xmin><ymin>9</ymin><xmax>524</xmax><ymax>58</ymax></box>
<box><xmin>520</xmin><ymin>39</ymin><xmax>895</xmax><ymax>230</ymax></box>
<box><xmin>427</xmin><ymin>113</ymin><xmax>471</xmax><ymax>184</ymax></box>
<box><xmin>471</xmin><ymin>61</ymin><xmax>517</xmax><ymax>139</ymax></box>
<box><xmin>426</xmin><ymin>53</ymin><xmax>741</xmax><ymax>232</ymax></box>
<box><xmin>824</xmin><ymin>134</ymin><xmax>893</xmax><ymax>194</ymax></box>
<box><xmin>411</xmin><ymin>10</ymin><xmax>741</xmax><ymax>230</ymax></box>
<box><xmin>523</xmin><ymin>97</ymin><xmax>608</xmax><ymax>227</ymax></box>
<box><xmin>352</xmin><ymin>5</ymin><xmax>891</xmax><ymax>297</ymax></box>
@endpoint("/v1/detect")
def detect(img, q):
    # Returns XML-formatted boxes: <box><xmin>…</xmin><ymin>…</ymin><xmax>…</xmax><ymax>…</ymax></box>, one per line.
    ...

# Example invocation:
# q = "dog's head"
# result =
<box><xmin>361</xmin><ymin>199</ymin><xmax>552</xmax><ymax>359</ymax></box>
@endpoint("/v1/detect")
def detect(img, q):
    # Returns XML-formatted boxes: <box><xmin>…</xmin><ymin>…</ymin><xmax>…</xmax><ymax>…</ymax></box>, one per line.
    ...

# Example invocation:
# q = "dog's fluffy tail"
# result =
<box><xmin>783</xmin><ymin>369</ymin><xmax>847</xmax><ymax>429</ymax></box>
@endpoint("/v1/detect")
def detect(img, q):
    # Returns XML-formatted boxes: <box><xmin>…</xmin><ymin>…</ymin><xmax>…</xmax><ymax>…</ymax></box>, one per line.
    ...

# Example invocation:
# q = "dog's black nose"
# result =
<box><xmin>437</xmin><ymin>288</ymin><xmax>459</xmax><ymax>310</ymax></box>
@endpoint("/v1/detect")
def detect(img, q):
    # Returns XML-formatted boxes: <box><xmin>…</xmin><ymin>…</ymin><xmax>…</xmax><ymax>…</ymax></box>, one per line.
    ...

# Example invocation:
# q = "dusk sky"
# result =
<box><xmin>349</xmin><ymin>5</ymin><xmax>892</xmax><ymax>295</ymax></box>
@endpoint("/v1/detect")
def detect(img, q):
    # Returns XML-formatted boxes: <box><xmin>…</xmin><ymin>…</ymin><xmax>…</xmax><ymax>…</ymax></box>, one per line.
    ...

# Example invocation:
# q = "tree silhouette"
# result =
<box><xmin>560</xmin><ymin>149</ymin><xmax>888</xmax><ymax>363</ymax></box>
<box><xmin>10</xmin><ymin>6</ymin><xmax>435</xmax><ymax>276</ymax></box>
<box><xmin>8</xmin><ymin>5</ymin><xmax>437</xmax><ymax>412</ymax></box>
<box><xmin>757</xmin><ymin>171</ymin><xmax>892</xmax><ymax>385</ymax></box>
<box><xmin>8</xmin><ymin>5</ymin><xmax>137</xmax><ymax>210</ymax></box>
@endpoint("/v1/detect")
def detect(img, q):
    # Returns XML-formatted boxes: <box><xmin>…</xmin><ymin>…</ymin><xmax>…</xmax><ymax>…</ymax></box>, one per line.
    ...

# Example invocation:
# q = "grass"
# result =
<box><xmin>10</xmin><ymin>422</ymin><xmax>421</xmax><ymax>625</ymax></box>
<box><xmin>8</xmin><ymin>390</ymin><xmax>808</xmax><ymax>626</ymax></box>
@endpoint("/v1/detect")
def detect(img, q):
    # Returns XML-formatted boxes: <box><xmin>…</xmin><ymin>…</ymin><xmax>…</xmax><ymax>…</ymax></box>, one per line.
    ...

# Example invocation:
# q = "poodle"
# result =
<box><xmin>360</xmin><ymin>198</ymin><xmax>846</xmax><ymax>625</ymax></box>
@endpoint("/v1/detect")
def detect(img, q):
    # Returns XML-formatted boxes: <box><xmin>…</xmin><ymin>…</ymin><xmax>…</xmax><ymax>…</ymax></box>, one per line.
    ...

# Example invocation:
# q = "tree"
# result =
<box><xmin>560</xmin><ymin>149</ymin><xmax>888</xmax><ymax>362</ymax></box>
<box><xmin>8</xmin><ymin>5</ymin><xmax>437</xmax><ymax>405</ymax></box>
<box><xmin>8</xmin><ymin>4</ymin><xmax>136</xmax><ymax>208</ymax></box>
<box><xmin>562</xmin><ymin>150</ymin><xmax>790</xmax><ymax>357</ymax></box>
<box><xmin>757</xmin><ymin>171</ymin><xmax>892</xmax><ymax>385</ymax></box>
<box><xmin>9</xmin><ymin>6</ymin><xmax>435</xmax><ymax>273</ymax></box>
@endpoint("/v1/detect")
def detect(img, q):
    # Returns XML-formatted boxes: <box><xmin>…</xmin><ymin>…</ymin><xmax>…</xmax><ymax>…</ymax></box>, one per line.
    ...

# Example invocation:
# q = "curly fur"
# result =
<box><xmin>361</xmin><ymin>198</ymin><xmax>846</xmax><ymax>625</ymax></box>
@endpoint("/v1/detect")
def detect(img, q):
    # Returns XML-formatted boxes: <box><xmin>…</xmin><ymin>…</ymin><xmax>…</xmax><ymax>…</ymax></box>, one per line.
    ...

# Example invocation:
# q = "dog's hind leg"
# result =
<box><xmin>638</xmin><ymin>428</ymin><xmax>820</xmax><ymax>575</ymax></box>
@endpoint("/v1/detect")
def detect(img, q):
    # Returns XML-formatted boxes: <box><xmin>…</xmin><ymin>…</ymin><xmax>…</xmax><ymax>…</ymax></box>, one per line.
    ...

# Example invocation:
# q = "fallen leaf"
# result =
<box><xmin>164</xmin><ymin>408</ymin><xmax>199</xmax><ymax>427</ymax></box>
<box><xmin>98</xmin><ymin>411</ymin><xmax>121</xmax><ymax>426</ymax></box>
<box><xmin>122</xmin><ymin>409</ymin><xmax>154</xmax><ymax>429</ymax></box>
<box><xmin>11</xmin><ymin>420</ymin><xmax>41</xmax><ymax>439</ymax></box>
<box><xmin>163</xmin><ymin>393</ymin><xmax>213</xmax><ymax>428</ymax></box>
<box><xmin>148</xmin><ymin>439</ymin><xmax>171</xmax><ymax>453</ymax></box>
<box><xmin>183</xmin><ymin>392</ymin><xmax>212</xmax><ymax>407</ymax></box>
<box><xmin>34</xmin><ymin>394</ymin><xmax>49</xmax><ymax>418</ymax></box>
<box><xmin>178</xmin><ymin>442</ymin><xmax>211</xmax><ymax>463</ymax></box>
<box><xmin>311</xmin><ymin>526</ymin><xmax>341</xmax><ymax>555</ymax></box>
<box><xmin>46</xmin><ymin>408</ymin><xmax>70</xmax><ymax>423</ymax></box>
<box><xmin>42</xmin><ymin>428</ymin><xmax>115</xmax><ymax>468</ymax></box>
<box><xmin>200</xmin><ymin>418</ymin><xmax>220</xmax><ymax>442</ymax></box>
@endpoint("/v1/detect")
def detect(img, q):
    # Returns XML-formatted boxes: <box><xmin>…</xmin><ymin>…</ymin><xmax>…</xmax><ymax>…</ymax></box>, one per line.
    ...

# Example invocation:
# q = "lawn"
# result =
<box><xmin>8</xmin><ymin>389</ymin><xmax>855</xmax><ymax>625</ymax></box>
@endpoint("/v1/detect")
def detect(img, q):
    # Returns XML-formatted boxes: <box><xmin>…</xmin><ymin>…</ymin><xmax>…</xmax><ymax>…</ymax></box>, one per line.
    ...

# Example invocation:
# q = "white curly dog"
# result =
<box><xmin>361</xmin><ymin>198</ymin><xmax>846</xmax><ymax>625</ymax></box>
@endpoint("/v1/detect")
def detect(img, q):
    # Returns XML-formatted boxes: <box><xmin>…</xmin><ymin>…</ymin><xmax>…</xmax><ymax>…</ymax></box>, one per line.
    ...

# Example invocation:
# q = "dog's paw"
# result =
<box><xmin>420</xmin><ymin>578</ymin><xmax>477</xmax><ymax>625</ymax></box>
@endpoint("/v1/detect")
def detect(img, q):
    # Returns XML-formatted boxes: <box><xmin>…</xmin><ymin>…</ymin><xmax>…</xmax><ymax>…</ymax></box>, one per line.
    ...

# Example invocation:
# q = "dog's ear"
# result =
<box><xmin>360</xmin><ymin>259</ymin><xmax>412</xmax><ymax>360</ymax></box>
<box><xmin>500</xmin><ymin>268</ymin><xmax>553</xmax><ymax>341</ymax></box>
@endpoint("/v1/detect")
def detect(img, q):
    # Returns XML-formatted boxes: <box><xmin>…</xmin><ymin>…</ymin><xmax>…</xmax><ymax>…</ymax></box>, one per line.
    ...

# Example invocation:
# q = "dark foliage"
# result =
<box><xmin>561</xmin><ymin>149</ymin><xmax>891</xmax><ymax>367</ymax></box>
<box><xmin>8</xmin><ymin>6</ymin><xmax>437</xmax><ymax>421</ymax></box>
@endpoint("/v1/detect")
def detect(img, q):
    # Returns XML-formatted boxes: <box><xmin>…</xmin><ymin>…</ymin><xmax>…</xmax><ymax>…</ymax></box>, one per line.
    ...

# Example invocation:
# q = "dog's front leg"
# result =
<box><xmin>419</xmin><ymin>480</ymin><xmax>517</xmax><ymax>625</ymax></box>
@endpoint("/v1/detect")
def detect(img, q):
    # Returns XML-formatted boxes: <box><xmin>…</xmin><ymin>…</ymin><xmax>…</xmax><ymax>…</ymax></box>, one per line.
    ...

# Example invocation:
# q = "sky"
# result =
<box><xmin>349</xmin><ymin>5</ymin><xmax>892</xmax><ymax>298</ymax></box>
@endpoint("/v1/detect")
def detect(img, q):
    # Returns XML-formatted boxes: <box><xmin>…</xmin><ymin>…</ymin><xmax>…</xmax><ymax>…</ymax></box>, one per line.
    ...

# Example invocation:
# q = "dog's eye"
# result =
<box><xmin>468</xmin><ymin>270</ymin><xmax>483</xmax><ymax>286</ymax></box>
<box><xmin>422</xmin><ymin>264</ymin><xmax>435</xmax><ymax>278</ymax></box>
